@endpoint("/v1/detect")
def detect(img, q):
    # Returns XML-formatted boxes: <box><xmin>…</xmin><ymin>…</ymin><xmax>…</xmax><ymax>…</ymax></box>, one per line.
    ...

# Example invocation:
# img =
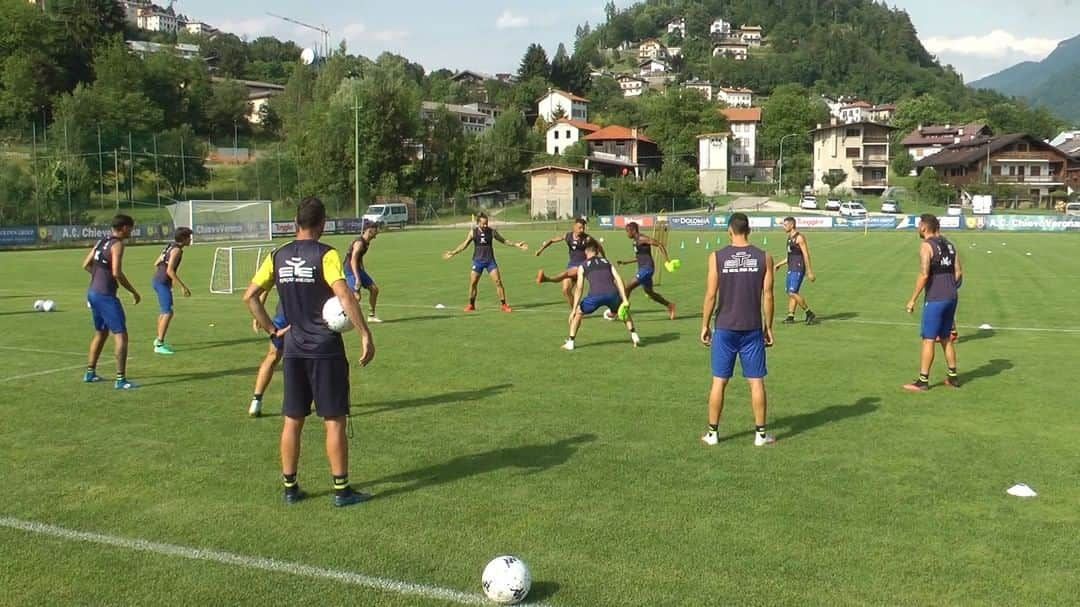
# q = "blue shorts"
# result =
<box><xmin>471</xmin><ymin>259</ymin><xmax>499</xmax><ymax>274</ymax></box>
<box><xmin>786</xmin><ymin>271</ymin><xmax>805</xmax><ymax>294</ymax></box>
<box><xmin>567</xmin><ymin>260</ymin><xmax>584</xmax><ymax>271</ymax></box>
<box><xmin>345</xmin><ymin>269</ymin><xmax>375</xmax><ymax>290</ymax></box>
<box><xmin>711</xmin><ymin>329</ymin><xmax>767</xmax><ymax>379</ymax></box>
<box><xmin>635</xmin><ymin>267</ymin><xmax>655</xmax><ymax>288</ymax></box>
<box><xmin>921</xmin><ymin>299</ymin><xmax>958</xmax><ymax>341</ymax></box>
<box><xmin>88</xmin><ymin>291</ymin><xmax>127</xmax><ymax>334</ymax></box>
<box><xmin>580</xmin><ymin>294</ymin><xmax>621</xmax><ymax>315</ymax></box>
<box><xmin>271</xmin><ymin>314</ymin><xmax>288</xmax><ymax>351</ymax></box>
<box><xmin>152</xmin><ymin>280</ymin><xmax>174</xmax><ymax>314</ymax></box>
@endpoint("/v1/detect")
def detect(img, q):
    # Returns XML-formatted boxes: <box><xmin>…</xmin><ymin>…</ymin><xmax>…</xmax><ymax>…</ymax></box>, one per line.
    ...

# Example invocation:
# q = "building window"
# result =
<box><xmin>566</xmin><ymin>131</ymin><xmax>572</xmax><ymax>139</ymax></box>
<box><xmin>846</xmin><ymin>147</ymin><xmax>860</xmax><ymax>159</ymax></box>
<box><xmin>991</xmin><ymin>164</ymin><xmax>1001</xmax><ymax>176</ymax></box>
<box><xmin>547</xmin><ymin>175</ymin><xmax>557</xmax><ymax>186</ymax></box>
<box><xmin>846</xmin><ymin>128</ymin><xmax>860</xmax><ymax>138</ymax></box>
<box><xmin>1008</xmin><ymin>166</ymin><xmax>1016</xmax><ymax>176</ymax></box>
<box><xmin>1030</xmin><ymin>166</ymin><xmax>1041</xmax><ymax>177</ymax></box>
<box><xmin>554</xmin><ymin>131</ymin><xmax>560</xmax><ymax>140</ymax></box>
<box><xmin>554</xmin><ymin>146</ymin><xmax>560</xmax><ymax>155</ymax></box>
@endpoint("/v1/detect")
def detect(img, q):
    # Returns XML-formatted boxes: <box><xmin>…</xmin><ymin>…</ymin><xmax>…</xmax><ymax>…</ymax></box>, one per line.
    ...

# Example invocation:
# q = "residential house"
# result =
<box><xmin>450</xmin><ymin>70</ymin><xmax>492</xmax><ymax>101</ymax></box>
<box><xmin>583</xmin><ymin>126</ymin><xmax>661</xmax><ymax>179</ymax></box>
<box><xmin>710</xmin><ymin>19</ymin><xmax>733</xmax><ymax>36</ymax></box>
<box><xmin>738</xmin><ymin>25</ymin><xmax>764</xmax><ymax>46</ymax></box>
<box><xmin>712</xmin><ymin>40</ymin><xmax>749</xmax><ymax>60</ymax></box>
<box><xmin>127</xmin><ymin>41</ymin><xmax>201</xmax><ymax>60</ymax></box>
<box><xmin>869</xmin><ymin>103</ymin><xmax>896</xmax><ymax>123</ymax></box>
<box><xmin>717</xmin><ymin>86</ymin><xmax>753</xmax><ymax>107</ymax></box>
<box><xmin>546</xmin><ymin>119</ymin><xmax>601</xmax><ymax>156</ymax></box>
<box><xmin>667</xmin><ymin>46</ymin><xmax>683</xmax><ymax>58</ymax></box>
<box><xmin>639</xmin><ymin>59</ymin><xmax>670</xmax><ymax>77</ymax></box>
<box><xmin>421</xmin><ymin>101</ymin><xmax>496</xmax><ymax>135</ymax></box>
<box><xmin>901</xmin><ymin>123</ymin><xmax>991</xmax><ymax>162</ymax></box>
<box><xmin>839</xmin><ymin>101</ymin><xmax>873</xmax><ymax>124</ymax></box>
<box><xmin>1049</xmin><ymin>130</ymin><xmax>1080</xmax><ymax>148</ymax></box>
<box><xmin>494</xmin><ymin>73</ymin><xmax>518</xmax><ymax>84</ymax></box>
<box><xmin>914</xmin><ymin>133</ymin><xmax>1075</xmax><ymax>204</ymax></box>
<box><xmin>667</xmin><ymin>17</ymin><xmax>687</xmax><ymax>37</ymax></box>
<box><xmin>136</xmin><ymin>5</ymin><xmax>179</xmax><ymax>33</ymax></box>
<box><xmin>638</xmin><ymin>39</ymin><xmax>668</xmax><ymax>60</ymax></box>
<box><xmin>697</xmin><ymin>133</ymin><xmax>730</xmax><ymax>196</ymax></box>
<box><xmin>812</xmin><ymin>120</ymin><xmax>898</xmax><ymax>195</ymax></box>
<box><xmin>616</xmin><ymin>74</ymin><xmax>647</xmax><ymax>98</ymax></box>
<box><xmin>524</xmin><ymin>166</ymin><xmax>596</xmax><ymax>219</ymax></box>
<box><xmin>207</xmin><ymin>78</ymin><xmax>286</xmax><ymax>125</ymax></box>
<box><xmin>182</xmin><ymin>21</ymin><xmax>217</xmax><ymax>36</ymax></box>
<box><xmin>118</xmin><ymin>0</ymin><xmax>151</xmax><ymax>24</ymax></box>
<box><xmin>537</xmin><ymin>89</ymin><xmax>590</xmax><ymax>123</ymax></box>
<box><xmin>684</xmin><ymin>79</ymin><xmax>715</xmax><ymax>99</ymax></box>
<box><xmin>722</xmin><ymin>107</ymin><xmax>762</xmax><ymax>179</ymax></box>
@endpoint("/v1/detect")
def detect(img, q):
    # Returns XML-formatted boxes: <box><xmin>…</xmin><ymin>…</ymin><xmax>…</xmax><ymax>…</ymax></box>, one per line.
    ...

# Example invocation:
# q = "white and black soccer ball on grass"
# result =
<box><xmin>34</xmin><ymin>299</ymin><xmax>56</xmax><ymax>312</ymax></box>
<box><xmin>482</xmin><ymin>555</ymin><xmax>531</xmax><ymax>604</ymax></box>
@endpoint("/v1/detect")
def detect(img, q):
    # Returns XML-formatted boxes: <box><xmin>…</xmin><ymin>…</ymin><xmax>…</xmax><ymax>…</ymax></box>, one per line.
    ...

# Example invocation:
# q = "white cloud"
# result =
<box><xmin>495</xmin><ymin>10</ymin><xmax>529</xmax><ymax>30</ymax></box>
<box><xmin>922</xmin><ymin>30</ymin><xmax>1061</xmax><ymax>59</ymax></box>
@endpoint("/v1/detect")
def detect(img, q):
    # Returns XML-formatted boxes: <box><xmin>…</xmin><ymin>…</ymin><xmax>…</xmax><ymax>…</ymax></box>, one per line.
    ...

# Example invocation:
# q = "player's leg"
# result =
<box><xmin>741</xmin><ymin>330</ymin><xmax>774</xmax><ymax>445</ymax></box>
<box><xmin>280</xmin><ymin>357</ymin><xmax>312</xmax><ymax>504</ymax></box>
<box><xmin>86</xmin><ymin>330</ymin><xmax>108</xmax><ymax>383</ymax></box>
<box><xmin>102</xmin><ymin>296</ymin><xmax>135</xmax><ymax>389</ymax></box>
<box><xmin>312</xmin><ymin>357</ymin><xmax>370</xmax><ymax>507</ymax></box>
<box><xmin>366</xmin><ymin>283</ymin><xmax>380</xmax><ymax>320</ymax></box>
<box><xmin>465</xmin><ymin>269</ymin><xmax>481</xmax><ymax>311</ymax></box>
<box><xmin>560</xmin><ymin>277</ymin><xmax>575</xmax><ymax>305</ymax></box>
<box><xmin>703</xmin><ymin>330</ymin><xmax>737</xmax><ymax>445</ymax></box>
<box><xmin>152</xmin><ymin>280</ymin><xmax>175</xmax><ymax>354</ymax></box>
<box><xmin>619</xmin><ymin>300</ymin><xmax>641</xmax><ymax>347</ymax></box>
<box><xmin>941</xmin><ymin>300</ymin><xmax>960</xmax><ymax>387</ymax></box>
<box><xmin>905</xmin><ymin>302</ymin><xmax>944</xmax><ymax>392</ymax></box>
<box><xmin>490</xmin><ymin>267</ymin><xmax>511</xmax><ymax>312</ymax></box>
<box><xmin>250</xmin><ymin>342</ymin><xmax>282</xmax><ymax>417</ymax></box>
<box><xmin>563</xmin><ymin>300</ymin><xmax>590</xmax><ymax>350</ymax></box>
<box><xmin>643</xmin><ymin>286</ymin><xmax>676</xmax><ymax>319</ymax></box>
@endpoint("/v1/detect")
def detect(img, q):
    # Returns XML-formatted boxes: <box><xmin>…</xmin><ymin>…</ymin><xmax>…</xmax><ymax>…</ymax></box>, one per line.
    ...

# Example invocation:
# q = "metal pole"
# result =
<box><xmin>153</xmin><ymin>134</ymin><xmax>160</xmax><ymax>206</ymax></box>
<box><xmin>114</xmin><ymin>150</ymin><xmax>120</xmax><ymax>209</ymax></box>
<box><xmin>63</xmin><ymin>121</ymin><xmax>72</xmax><ymax>224</ymax></box>
<box><xmin>31</xmin><ymin>121</ymin><xmax>39</xmax><ymax>225</ymax></box>
<box><xmin>254</xmin><ymin>140</ymin><xmax>261</xmax><ymax>199</ymax></box>
<box><xmin>354</xmin><ymin>95</ymin><xmax>360</xmax><ymax>218</ymax></box>
<box><xmin>97</xmin><ymin>125</ymin><xmax>105</xmax><ymax>208</ymax></box>
<box><xmin>128</xmin><ymin>132</ymin><xmax>134</xmax><ymax>208</ymax></box>
<box><xmin>233</xmin><ymin>122</ymin><xmax>239</xmax><ymax>200</ymax></box>
<box><xmin>180</xmin><ymin>136</ymin><xmax>186</xmax><ymax>196</ymax></box>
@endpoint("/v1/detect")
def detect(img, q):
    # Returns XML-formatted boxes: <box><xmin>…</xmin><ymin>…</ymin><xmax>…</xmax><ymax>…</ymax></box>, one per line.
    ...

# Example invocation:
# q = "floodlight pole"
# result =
<box><xmin>355</xmin><ymin>95</ymin><xmax>360</xmax><ymax>219</ymax></box>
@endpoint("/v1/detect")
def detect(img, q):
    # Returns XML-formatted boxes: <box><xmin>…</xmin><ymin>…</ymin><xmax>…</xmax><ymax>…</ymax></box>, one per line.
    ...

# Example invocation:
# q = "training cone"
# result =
<box><xmin>680</xmin><ymin>240</ymin><xmax>686</xmax><ymax>250</ymax></box>
<box><xmin>716</xmin><ymin>236</ymin><xmax>722</xmax><ymax>244</ymax></box>
<box><xmin>705</xmin><ymin>242</ymin><xmax>711</xmax><ymax>250</ymax></box>
<box><xmin>763</xmin><ymin>236</ymin><xmax>768</xmax><ymax>245</ymax></box>
<box><xmin>695</xmin><ymin>237</ymin><xmax>701</xmax><ymax>245</ymax></box>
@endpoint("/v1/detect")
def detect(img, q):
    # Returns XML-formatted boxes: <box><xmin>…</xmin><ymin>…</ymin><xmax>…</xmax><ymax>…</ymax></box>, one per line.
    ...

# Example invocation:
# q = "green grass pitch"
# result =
<box><xmin>1</xmin><ymin>226</ymin><xmax>1077</xmax><ymax>606</ymax></box>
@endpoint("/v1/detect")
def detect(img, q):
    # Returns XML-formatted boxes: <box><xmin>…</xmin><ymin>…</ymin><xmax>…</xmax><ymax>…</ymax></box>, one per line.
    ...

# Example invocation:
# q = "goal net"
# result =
<box><xmin>210</xmin><ymin>244</ymin><xmax>275</xmax><ymax>294</ymax></box>
<box><xmin>167</xmin><ymin>200</ymin><xmax>273</xmax><ymax>243</ymax></box>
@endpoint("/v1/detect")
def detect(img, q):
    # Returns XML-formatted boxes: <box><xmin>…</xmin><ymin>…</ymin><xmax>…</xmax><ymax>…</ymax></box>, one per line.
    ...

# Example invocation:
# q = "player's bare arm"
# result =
<box><xmin>954</xmin><ymin>252</ymin><xmax>964</xmax><ymax>285</ymax></box>
<box><xmin>798</xmin><ymin>235</ymin><xmax>815</xmax><ymax>281</ymax></box>
<box><xmin>350</xmin><ymin>246</ymin><xmax>364</xmax><ymax>291</ymax></box>
<box><xmin>700</xmin><ymin>252</ymin><xmax>719</xmax><ymax>346</ymax></box>
<box><xmin>111</xmin><ymin>242</ymin><xmax>140</xmax><ymax>305</ymax></box>
<box><xmin>168</xmin><ymin>249</ymin><xmax>191</xmax><ymax>297</ymax></box>
<box><xmin>611</xmin><ymin>266</ymin><xmax>630</xmax><ymax>304</ymax></box>
<box><xmin>534</xmin><ymin>235</ymin><xmax>562</xmax><ymax>256</ymax></box>
<box><xmin>81</xmin><ymin>247</ymin><xmax>95</xmax><ymax>273</ymax></box>
<box><xmin>243</xmin><ymin>283</ymin><xmax>281</xmax><ymax>337</ymax></box>
<box><xmin>906</xmin><ymin>242</ymin><xmax>932</xmax><ymax>313</ymax></box>
<box><xmin>443</xmin><ymin>231</ymin><xmax>473</xmax><ymax>259</ymax></box>
<box><xmin>763</xmin><ymin>253</ymin><xmax>776</xmax><ymax>346</ymax></box>
<box><xmin>774</xmin><ymin>258</ymin><xmax>788</xmax><ymax>270</ymax></box>
<box><xmin>331</xmin><ymin>278</ymin><xmax>375</xmax><ymax>367</ymax></box>
<box><xmin>493</xmin><ymin>230</ymin><xmax>528</xmax><ymax>251</ymax></box>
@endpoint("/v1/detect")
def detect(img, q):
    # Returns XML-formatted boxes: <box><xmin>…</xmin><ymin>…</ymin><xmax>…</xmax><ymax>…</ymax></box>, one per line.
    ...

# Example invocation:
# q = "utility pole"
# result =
<box><xmin>354</xmin><ymin>95</ymin><xmax>361</xmax><ymax>218</ymax></box>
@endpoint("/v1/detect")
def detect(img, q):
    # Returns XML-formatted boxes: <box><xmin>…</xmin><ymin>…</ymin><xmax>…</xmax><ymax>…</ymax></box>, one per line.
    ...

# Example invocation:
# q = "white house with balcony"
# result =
<box><xmin>545</xmin><ymin>119</ymin><xmax>601</xmax><ymax>156</ymax></box>
<box><xmin>712</xmin><ymin>41</ymin><xmax>749</xmax><ymax>60</ymax></box>
<box><xmin>136</xmin><ymin>6</ymin><xmax>178</xmax><ymax>33</ymax></box>
<box><xmin>616</xmin><ymin>74</ymin><xmax>647</xmax><ymax>98</ymax></box>
<box><xmin>639</xmin><ymin>59</ymin><xmax>670</xmax><ymax>77</ymax></box>
<box><xmin>537</xmin><ymin>89</ymin><xmax>590</xmax><ymax>123</ymax></box>
<box><xmin>722</xmin><ymin>107</ymin><xmax>762</xmax><ymax>178</ymax></box>
<box><xmin>710</xmin><ymin>19</ymin><xmax>732</xmax><ymax>36</ymax></box>
<box><xmin>738</xmin><ymin>25</ymin><xmax>763</xmax><ymax>46</ymax></box>
<box><xmin>638</xmin><ymin>39</ymin><xmax>668</xmax><ymax>60</ymax></box>
<box><xmin>667</xmin><ymin>17</ymin><xmax>687</xmax><ymax>37</ymax></box>
<box><xmin>684</xmin><ymin>79</ymin><xmax>715</xmax><ymax>99</ymax></box>
<box><xmin>717</xmin><ymin>86</ymin><xmax>753</xmax><ymax>107</ymax></box>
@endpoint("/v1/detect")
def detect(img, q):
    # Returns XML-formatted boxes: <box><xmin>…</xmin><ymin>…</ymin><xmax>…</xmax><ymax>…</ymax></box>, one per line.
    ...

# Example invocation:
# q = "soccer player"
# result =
<box><xmin>248</xmin><ymin>289</ymin><xmax>289</xmax><ymax>418</ymax></box>
<box><xmin>82</xmin><ymin>214</ymin><xmax>141</xmax><ymax>390</ymax></box>
<box><xmin>244</xmin><ymin>197</ymin><xmax>376</xmax><ymax>507</ymax></box>
<box><xmin>535</xmin><ymin>217</ymin><xmax>601</xmax><ymax>306</ymax></box>
<box><xmin>150</xmin><ymin>227</ymin><xmax>193</xmax><ymax>355</ymax></box>
<box><xmin>700</xmin><ymin>213</ymin><xmax>776</xmax><ymax>447</ymax></box>
<box><xmin>562</xmin><ymin>238</ymin><xmax>639</xmax><ymax>351</ymax></box>
<box><xmin>903</xmin><ymin>214</ymin><xmax>963</xmax><ymax>392</ymax></box>
<box><xmin>617</xmin><ymin>222</ymin><xmax>676</xmax><ymax>320</ymax></box>
<box><xmin>344</xmin><ymin>222</ymin><xmax>382</xmax><ymax>323</ymax></box>
<box><xmin>773</xmin><ymin>217</ymin><xmax>817</xmax><ymax>325</ymax></box>
<box><xmin>442</xmin><ymin>212</ymin><xmax>529</xmax><ymax>312</ymax></box>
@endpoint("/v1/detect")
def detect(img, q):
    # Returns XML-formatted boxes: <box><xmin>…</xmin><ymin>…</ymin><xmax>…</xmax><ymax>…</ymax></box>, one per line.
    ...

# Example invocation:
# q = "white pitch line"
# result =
<box><xmin>0</xmin><ymin>345</ymin><xmax>87</xmax><ymax>357</ymax></box>
<box><xmin>841</xmin><ymin>318</ymin><xmax>1080</xmax><ymax>334</ymax></box>
<box><xmin>0</xmin><ymin>517</ymin><xmax>554</xmax><ymax>607</ymax></box>
<box><xmin>0</xmin><ymin>364</ymin><xmax>88</xmax><ymax>383</ymax></box>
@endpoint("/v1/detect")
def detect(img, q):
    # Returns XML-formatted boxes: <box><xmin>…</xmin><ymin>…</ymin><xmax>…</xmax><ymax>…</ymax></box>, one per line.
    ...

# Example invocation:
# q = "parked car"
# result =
<box><xmin>881</xmin><ymin>199</ymin><xmax>900</xmax><ymax>214</ymax></box>
<box><xmin>1065</xmin><ymin>202</ymin><xmax>1080</xmax><ymax>216</ymax></box>
<box><xmin>362</xmin><ymin>203</ymin><xmax>410</xmax><ymax>229</ymax></box>
<box><xmin>946</xmin><ymin>203</ymin><xmax>963</xmax><ymax>216</ymax></box>
<box><xmin>825</xmin><ymin>197</ymin><xmax>841</xmax><ymax>211</ymax></box>
<box><xmin>839</xmin><ymin>201</ymin><xmax>868</xmax><ymax>218</ymax></box>
<box><xmin>799</xmin><ymin>196</ymin><xmax>819</xmax><ymax>210</ymax></box>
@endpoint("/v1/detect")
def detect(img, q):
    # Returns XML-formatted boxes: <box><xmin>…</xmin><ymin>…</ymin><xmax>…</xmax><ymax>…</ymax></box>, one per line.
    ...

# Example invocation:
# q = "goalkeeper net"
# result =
<box><xmin>167</xmin><ymin>200</ymin><xmax>273</xmax><ymax>243</ymax></box>
<box><xmin>210</xmin><ymin>244</ymin><xmax>275</xmax><ymax>294</ymax></box>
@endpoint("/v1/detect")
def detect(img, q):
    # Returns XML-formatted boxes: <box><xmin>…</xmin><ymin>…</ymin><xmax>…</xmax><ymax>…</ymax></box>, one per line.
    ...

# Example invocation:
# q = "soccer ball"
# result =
<box><xmin>482</xmin><ymin>556</ymin><xmax>531</xmax><ymax>605</ymax></box>
<box><xmin>42</xmin><ymin>299</ymin><xmax>56</xmax><ymax>312</ymax></box>
<box><xmin>322</xmin><ymin>296</ymin><xmax>351</xmax><ymax>333</ymax></box>
<box><xmin>33</xmin><ymin>299</ymin><xmax>44</xmax><ymax>311</ymax></box>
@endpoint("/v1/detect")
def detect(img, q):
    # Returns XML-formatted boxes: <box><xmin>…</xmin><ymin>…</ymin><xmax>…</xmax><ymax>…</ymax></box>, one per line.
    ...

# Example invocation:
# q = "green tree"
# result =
<box><xmin>0</xmin><ymin>159</ymin><xmax>34</xmax><ymax>225</ymax></box>
<box><xmin>891</xmin><ymin>151</ymin><xmax>915</xmax><ymax>178</ymax></box>
<box><xmin>518</xmin><ymin>43</ymin><xmax>551</xmax><ymax>83</ymax></box>
<box><xmin>822</xmin><ymin>169</ymin><xmax>848</xmax><ymax>193</ymax></box>
<box><xmin>914</xmin><ymin>166</ymin><xmax>951</xmax><ymax>205</ymax></box>
<box><xmin>155</xmin><ymin>125</ymin><xmax>209</xmax><ymax>198</ymax></box>
<box><xmin>202</xmin><ymin>33</ymin><xmax>248</xmax><ymax>79</ymax></box>
<box><xmin>420</xmin><ymin>107</ymin><xmax>467</xmax><ymax>200</ymax></box>
<box><xmin>892</xmin><ymin>94</ymin><xmax>952</xmax><ymax>134</ymax></box>
<box><xmin>760</xmin><ymin>84</ymin><xmax>828</xmax><ymax>161</ymax></box>
<box><xmin>204</xmin><ymin>80</ymin><xmax>250</xmax><ymax>135</ymax></box>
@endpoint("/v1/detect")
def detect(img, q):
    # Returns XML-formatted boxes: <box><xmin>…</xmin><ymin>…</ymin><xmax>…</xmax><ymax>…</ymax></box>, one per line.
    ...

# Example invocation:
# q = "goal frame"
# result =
<box><xmin>210</xmin><ymin>244</ymin><xmax>275</xmax><ymax>294</ymax></box>
<box><xmin>169</xmin><ymin>200</ymin><xmax>274</xmax><ymax>244</ymax></box>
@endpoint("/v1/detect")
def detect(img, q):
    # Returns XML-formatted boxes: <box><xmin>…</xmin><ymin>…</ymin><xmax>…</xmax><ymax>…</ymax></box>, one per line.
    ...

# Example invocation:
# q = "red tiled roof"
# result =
<box><xmin>842</xmin><ymin>101</ymin><xmax>873</xmax><ymax>109</ymax></box>
<box><xmin>583</xmin><ymin>125</ymin><xmax>655</xmax><ymax>144</ymax></box>
<box><xmin>553</xmin><ymin>119</ymin><xmax>601</xmax><ymax>132</ymax></box>
<box><xmin>721</xmin><ymin>107</ymin><xmax>762</xmax><ymax>122</ymax></box>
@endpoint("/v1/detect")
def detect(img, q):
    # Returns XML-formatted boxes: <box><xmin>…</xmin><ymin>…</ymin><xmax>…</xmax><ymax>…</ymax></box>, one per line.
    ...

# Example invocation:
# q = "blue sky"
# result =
<box><xmin>180</xmin><ymin>0</ymin><xmax>1080</xmax><ymax>81</ymax></box>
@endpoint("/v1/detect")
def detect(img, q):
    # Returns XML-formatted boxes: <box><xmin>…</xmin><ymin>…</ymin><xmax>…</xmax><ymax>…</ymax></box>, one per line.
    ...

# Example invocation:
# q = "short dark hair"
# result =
<box><xmin>174</xmin><ymin>227</ymin><xmax>193</xmax><ymax>242</ymax></box>
<box><xmin>112</xmin><ymin>214</ymin><xmax>134</xmax><ymax>230</ymax></box>
<box><xmin>919</xmin><ymin>213</ymin><xmax>940</xmax><ymax>232</ymax></box>
<box><xmin>584</xmin><ymin>237</ymin><xmax>601</xmax><ymax>252</ymax></box>
<box><xmin>783</xmin><ymin>216</ymin><xmax>796</xmax><ymax>226</ymax></box>
<box><xmin>296</xmin><ymin>197</ymin><xmax>326</xmax><ymax>229</ymax></box>
<box><xmin>575</xmin><ymin>217</ymin><xmax>587</xmax><ymax>226</ymax></box>
<box><xmin>477</xmin><ymin>212</ymin><xmax>488</xmax><ymax>221</ymax></box>
<box><xmin>626</xmin><ymin>221</ymin><xmax>639</xmax><ymax>232</ymax></box>
<box><xmin>729</xmin><ymin>212</ymin><xmax>751</xmax><ymax>236</ymax></box>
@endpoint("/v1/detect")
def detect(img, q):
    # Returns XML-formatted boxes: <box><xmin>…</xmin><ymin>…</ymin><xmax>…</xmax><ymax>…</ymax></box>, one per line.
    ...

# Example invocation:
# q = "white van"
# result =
<box><xmin>362</xmin><ymin>203</ymin><xmax>409</xmax><ymax>230</ymax></box>
<box><xmin>1066</xmin><ymin>202</ymin><xmax>1080</xmax><ymax>216</ymax></box>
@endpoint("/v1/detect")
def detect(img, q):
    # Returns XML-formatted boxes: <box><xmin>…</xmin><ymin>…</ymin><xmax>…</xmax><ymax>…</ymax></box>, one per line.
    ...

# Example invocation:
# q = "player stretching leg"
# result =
<box><xmin>774</xmin><ymin>217</ymin><xmax>817</xmax><ymax>325</ymax></box>
<box><xmin>535</xmin><ymin>218</ymin><xmax>600</xmax><ymax>307</ymax></box>
<box><xmin>443</xmin><ymin>212</ymin><xmax>528</xmax><ymax>313</ymax></box>
<box><xmin>563</xmin><ymin>239</ymin><xmax>639</xmax><ymax>350</ymax></box>
<box><xmin>83</xmin><ymin>214</ymin><xmax>142</xmax><ymax>390</ymax></box>
<box><xmin>151</xmin><ymin>227</ymin><xmax>193</xmax><ymax>354</ymax></box>
<box><xmin>345</xmin><ymin>223</ymin><xmax>382</xmax><ymax>322</ymax></box>
<box><xmin>618</xmin><ymin>222</ymin><xmax>676</xmax><ymax>320</ymax></box>
<box><xmin>903</xmin><ymin>214</ymin><xmax>963</xmax><ymax>392</ymax></box>
<box><xmin>700</xmin><ymin>213</ymin><xmax>776</xmax><ymax>447</ymax></box>
<box><xmin>249</xmin><ymin>291</ymin><xmax>289</xmax><ymax>418</ymax></box>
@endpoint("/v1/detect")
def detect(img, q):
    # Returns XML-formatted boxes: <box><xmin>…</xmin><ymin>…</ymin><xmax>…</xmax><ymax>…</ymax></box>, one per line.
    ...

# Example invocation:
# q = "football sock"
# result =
<box><xmin>708</xmin><ymin>424</ymin><xmax>719</xmax><ymax>433</ymax></box>
<box><xmin>947</xmin><ymin>368</ymin><xmax>958</xmax><ymax>378</ymax></box>
<box><xmin>282</xmin><ymin>473</ymin><xmax>298</xmax><ymax>489</ymax></box>
<box><xmin>253</xmin><ymin>393</ymin><xmax>263</xmax><ymax>401</ymax></box>
<box><xmin>116</xmin><ymin>373</ymin><xmax>125</xmax><ymax>382</ymax></box>
<box><xmin>755</xmin><ymin>425</ymin><xmax>767</xmax><ymax>438</ymax></box>
<box><xmin>333</xmin><ymin>475</ymin><xmax>350</xmax><ymax>495</ymax></box>
<box><xmin>500</xmin><ymin>299</ymin><xmax>507</xmax><ymax>305</ymax></box>
<box><xmin>568</xmin><ymin>335</ymin><xmax>575</xmax><ymax>341</ymax></box>
<box><xmin>469</xmin><ymin>297</ymin><xmax>476</xmax><ymax>306</ymax></box>
<box><xmin>917</xmin><ymin>372</ymin><xmax>930</xmax><ymax>384</ymax></box>
<box><xmin>86</xmin><ymin>366</ymin><xmax>95</xmax><ymax>374</ymax></box>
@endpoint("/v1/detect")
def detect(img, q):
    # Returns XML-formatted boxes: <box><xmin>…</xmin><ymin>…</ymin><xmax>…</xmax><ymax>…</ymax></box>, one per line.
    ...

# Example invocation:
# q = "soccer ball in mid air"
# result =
<box><xmin>42</xmin><ymin>299</ymin><xmax>56</xmax><ymax>312</ymax></box>
<box><xmin>481</xmin><ymin>555</ymin><xmax>531</xmax><ymax>604</ymax></box>
<box><xmin>322</xmin><ymin>297</ymin><xmax>351</xmax><ymax>332</ymax></box>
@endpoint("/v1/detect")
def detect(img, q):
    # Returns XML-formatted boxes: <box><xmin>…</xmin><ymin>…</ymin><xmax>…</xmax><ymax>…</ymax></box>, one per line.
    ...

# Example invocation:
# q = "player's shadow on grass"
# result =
<box><xmin>380</xmin><ymin>314</ymin><xmax>456</xmax><ymax>325</ymax></box>
<box><xmin>363</xmin><ymin>434</ymin><xmax>596</xmax><ymax>500</ymax></box>
<box><xmin>723</xmin><ymin>397</ymin><xmax>880</xmax><ymax>443</ymax></box>
<box><xmin>515</xmin><ymin>300</ymin><xmax>571</xmax><ymax>311</ymax></box>
<box><xmin>351</xmin><ymin>383</ymin><xmax>513</xmax><ymax>417</ymax></box>
<box><xmin>181</xmin><ymin>338</ymin><xmax>264</xmax><ymax>352</ymax></box>
<box><xmin>527</xmin><ymin>581</ymin><xmax>561</xmax><ymax>603</ymax></box>
<box><xmin>0</xmin><ymin>310</ymin><xmax>42</xmax><ymax>316</ymax></box>
<box><xmin>576</xmin><ymin>332</ymin><xmax>680</xmax><ymax>349</ymax></box>
<box><xmin>813</xmin><ymin>312</ymin><xmax>858</xmax><ymax>323</ymax></box>
<box><xmin>958</xmin><ymin>329</ymin><xmax>994</xmax><ymax>344</ymax></box>
<box><xmin>140</xmin><ymin>366</ymin><xmax>260</xmax><ymax>386</ymax></box>
<box><xmin>961</xmin><ymin>358</ymin><xmax>1013</xmax><ymax>384</ymax></box>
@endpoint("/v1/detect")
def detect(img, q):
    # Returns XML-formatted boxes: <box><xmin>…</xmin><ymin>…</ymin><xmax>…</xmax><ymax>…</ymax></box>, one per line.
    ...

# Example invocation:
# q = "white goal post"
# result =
<box><xmin>210</xmin><ymin>244</ymin><xmax>276</xmax><ymax>294</ymax></box>
<box><xmin>167</xmin><ymin>200</ymin><xmax>273</xmax><ymax>243</ymax></box>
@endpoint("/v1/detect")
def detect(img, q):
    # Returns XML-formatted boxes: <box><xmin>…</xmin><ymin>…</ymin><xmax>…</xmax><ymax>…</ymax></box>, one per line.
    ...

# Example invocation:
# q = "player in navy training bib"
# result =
<box><xmin>535</xmin><ymin>217</ymin><xmax>603</xmax><ymax>307</ymax></box>
<box><xmin>773</xmin><ymin>217</ymin><xmax>818</xmax><ymax>325</ymax></box>
<box><xmin>82</xmin><ymin>214</ymin><xmax>142</xmax><ymax>390</ymax></box>
<box><xmin>904</xmin><ymin>214</ymin><xmax>964</xmax><ymax>392</ymax></box>
<box><xmin>618</xmin><ymin>222</ymin><xmax>677</xmax><ymax>320</ymax></box>
<box><xmin>150</xmin><ymin>227</ymin><xmax>193</xmax><ymax>355</ymax></box>
<box><xmin>443</xmin><ymin>212</ymin><xmax>530</xmax><ymax>313</ymax></box>
<box><xmin>562</xmin><ymin>238</ymin><xmax>638</xmax><ymax>350</ymax></box>
<box><xmin>344</xmin><ymin>222</ymin><xmax>382</xmax><ymax>323</ymax></box>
